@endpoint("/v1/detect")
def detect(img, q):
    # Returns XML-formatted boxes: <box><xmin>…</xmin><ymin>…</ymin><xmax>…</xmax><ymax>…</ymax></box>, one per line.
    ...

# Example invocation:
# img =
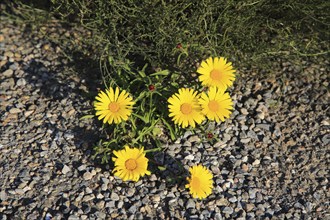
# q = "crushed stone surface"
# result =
<box><xmin>1</xmin><ymin>13</ymin><xmax>329</xmax><ymax>220</ymax></box>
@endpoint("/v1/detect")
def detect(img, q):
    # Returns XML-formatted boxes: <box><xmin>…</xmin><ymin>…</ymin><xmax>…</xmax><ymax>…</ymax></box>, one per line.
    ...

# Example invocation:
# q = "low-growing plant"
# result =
<box><xmin>86</xmin><ymin>55</ymin><xmax>236</xmax><ymax>199</ymax></box>
<box><xmin>90</xmin><ymin>55</ymin><xmax>235</xmax><ymax>162</ymax></box>
<box><xmin>5</xmin><ymin>1</ymin><xmax>329</xmax><ymax>75</ymax></box>
<box><xmin>49</xmin><ymin>0</ymin><xmax>329</xmax><ymax>74</ymax></box>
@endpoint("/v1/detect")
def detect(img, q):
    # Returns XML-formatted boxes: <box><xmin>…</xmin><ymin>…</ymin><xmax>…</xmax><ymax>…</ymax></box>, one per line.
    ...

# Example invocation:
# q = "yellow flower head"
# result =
<box><xmin>197</xmin><ymin>57</ymin><xmax>235</xmax><ymax>90</ymax></box>
<box><xmin>198</xmin><ymin>87</ymin><xmax>233</xmax><ymax>123</ymax></box>
<box><xmin>94</xmin><ymin>87</ymin><xmax>134</xmax><ymax>124</ymax></box>
<box><xmin>186</xmin><ymin>165</ymin><xmax>213</xmax><ymax>199</ymax></box>
<box><xmin>112</xmin><ymin>146</ymin><xmax>151</xmax><ymax>182</ymax></box>
<box><xmin>168</xmin><ymin>88</ymin><xmax>205</xmax><ymax>128</ymax></box>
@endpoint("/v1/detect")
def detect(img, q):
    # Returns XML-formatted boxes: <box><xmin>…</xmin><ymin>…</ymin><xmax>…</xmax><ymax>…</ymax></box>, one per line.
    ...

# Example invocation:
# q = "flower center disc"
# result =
<box><xmin>191</xmin><ymin>176</ymin><xmax>200</xmax><ymax>188</ymax></box>
<box><xmin>125</xmin><ymin>159</ymin><xmax>137</xmax><ymax>170</ymax></box>
<box><xmin>180</xmin><ymin>103</ymin><xmax>192</xmax><ymax>115</ymax></box>
<box><xmin>210</xmin><ymin>69</ymin><xmax>222</xmax><ymax>81</ymax></box>
<box><xmin>108</xmin><ymin>102</ymin><xmax>120</xmax><ymax>112</ymax></box>
<box><xmin>208</xmin><ymin>100</ymin><xmax>219</xmax><ymax>112</ymax></box>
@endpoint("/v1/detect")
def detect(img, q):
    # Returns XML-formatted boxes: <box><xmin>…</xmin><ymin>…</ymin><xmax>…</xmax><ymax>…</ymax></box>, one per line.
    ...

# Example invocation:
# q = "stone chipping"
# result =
<box><xmin>1</xmin><ymin>13</ymin><xmax>329</xmax><ymax>220</ymax></box>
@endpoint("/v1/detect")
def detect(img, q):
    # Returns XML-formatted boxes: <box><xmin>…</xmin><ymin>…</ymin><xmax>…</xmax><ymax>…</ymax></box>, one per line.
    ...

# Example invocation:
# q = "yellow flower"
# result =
<box><xmin>197</xmin><ymin>57</ymin><xmax>235</xmax><ymax>90</ymax></box>
<box><xmin>186</xmin><ymin>165</ymin><xmax>213</xmax><ymax>199</ymax></box>
<box><xmin>94</xmin><ymin>87</ymin><xmax>134</xmax><ymax>124</ymax></box>
<box><xmin>198</xmin><ymin>87</ymin><xmax>233</xmax><ymax>122</ymax></box>
<box><xmin>168</xmin><ymin>88</ymin><xmax>205</xmax><ymax>128</ymax></box>
<box><xmin>112</xmin><ymin>146</ymin><xmax>151</xmax><ymax>182</ymax></box>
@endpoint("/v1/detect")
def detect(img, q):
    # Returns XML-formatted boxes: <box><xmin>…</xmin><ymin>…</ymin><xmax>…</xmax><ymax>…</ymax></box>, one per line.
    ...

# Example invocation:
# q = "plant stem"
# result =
<box><xmin>144</xmin><ymin>147</ymin><xmax>162</xmax><ymax>153</ymax></box>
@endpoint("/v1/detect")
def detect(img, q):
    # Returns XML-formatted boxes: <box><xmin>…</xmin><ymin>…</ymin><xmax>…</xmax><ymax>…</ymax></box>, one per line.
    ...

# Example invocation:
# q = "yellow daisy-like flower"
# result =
<box><xmin>94</xmin><ymin>87</ymin><xmax>134</xmax><ymax>124</ymax></box>
<box><xmin>198</xmin><ymin>87</ymin><xmax>233</xmax><ymax>123</ymax></box>
<box><xmin>112</xmin><ymin>146</ymin><xmax>151</xmax><ymax>182</ymax></box>
<box><xmin>168</xmin><ymin>88</ymin><xmax>205</xmax><ymax>128</ymax></box>
<box><xmin>186</xmin><ymin>165</ymin><xmax>213</xmax><ymax>199</ymax></box>
<box><xmin>197</xmin><ymin>57</ymin><xmax>235</xmax><ymax>90</ymax></box>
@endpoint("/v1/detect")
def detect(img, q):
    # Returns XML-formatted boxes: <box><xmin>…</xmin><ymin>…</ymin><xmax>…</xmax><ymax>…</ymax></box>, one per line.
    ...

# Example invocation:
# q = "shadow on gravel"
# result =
<box><xmin>19</xmin><ymin>25</ymin><xmax>106</xmax><ymax>169</ymax></box>
<box><xmin>18</xmin><ymin>24</ymin><xmax>190</xmax><ymax>178</ymax></box>
<box><xmin>16</xmin><ymin>23</ymin><xmax>221</xmax><ymax>219</ymax></box>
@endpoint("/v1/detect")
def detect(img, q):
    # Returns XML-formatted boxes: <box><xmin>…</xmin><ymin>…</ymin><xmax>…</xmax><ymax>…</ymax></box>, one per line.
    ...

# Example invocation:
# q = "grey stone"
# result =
<box><xmin>9</xmin><ymin>63</ymin><xmax>19</xmax><ymax>70</ymax></box>
<box><xmin>96</xmin><ymin>200</ymin><xmax>105</xmax><ymax>209</ymax></box>
<box><xmin>223</xmin><ymin>133</ymin><xmax>231</xmax><ymax>142</ymax></box>
<box><xmin>78</xmin><ymin>164</ymin><xmax>87</xmax><ymax>171</ymax></box>
<box><xmin>245</xmin><ymin>203</ymin><xmax>255</xmax><ymax>212</ymax></box>
<box><xmin>247</xmin><ymin>130</ymin><xmax>258</xmax><ymax>139</ymax></box>
<box><xmin>266</xmin><ymin>208</ymin><xmax>275</xmax><ymax>216</ymax></box>
<box><xmin>4</xmin><ymin>51</ymin><xmax>14</xmax><ymax>58</ymax></box>
<box><xmin>9</xmin><ymin>108</ymin><xmax>21</xmax><ymax>114</ymax></box>
<box><xmin>188</xmin><ymin>135</ymin><xmax>200</xmax><ymax>143</ymax></box>
<box><xmin>321</xmin><ymin>134</ymin><xmax>330</xmax><ymax>145</ymax></box>
<box><xmin>16</xmin><ymin>78</ymin><xmax>26</xmax><ymax>86</ymax></box>
<box><xmin>96</xmin><ymin>193</ymin><xmax>104</xmax><ymax>199</ymax></box>
<box><xmin>106</xmin><ymin>201</ymin><xmax>115</xmax><ymax>208</ymax></box>
<box><xmin>184</xmin><ymin>154</ymin><xmax>194</xmax><ymax>160</ymax></box>
<box><xmin>128</xmin><ymin>204</ymin><xmax>137</xmax><ymax>214</ymax></box>
<box><xmin>80</xmin><ymin>215</ymin><xmax>88</xmax><ymax>220</ymax></box>
<box><xmin>62</xmin><ymin>165</ymin><xmax>71</xmax><ymax>175</ymax></box>
<box><xmin>257</xmin><ymin>112</ymin><xmax>265</xmax><ymax>120</ymax></box>
<box><xmin>305</xmin><ymin>202</ymin><xmax>313</xmax><ymax>212</ymax></box>
<box><xmin>126</xmin><ymin>188</ymin><xmax>135</xmax><ymax>197</ymax></box>
<box><xmin>45</xmin><ymin>213</ymin><xmax>52</xmax><ymax>220</ymax></box>
<box><xmin>101</xmin><ymin>184</ymin><xmax>108</xmax><ymax>191</ymax></box>
<box><xmin>0</xmin><ymin>191</ymin><xmax>7</xmax><ymax>201</ymax></box>
<box><xmin>186</xmin><ymin>199</ymin><xmax>195</xmax><ymax>209</ymax></box>
<box><xmin>83</xmin><ymin>194</ymin><xmax>95</xmax><ymax>202</ymax></box>
<box><xmin>240</xmin><ymin>108</ymin><xmax>249</xmax><ymax>115</ymax></box>
<box><xmin>110</xmin><ymin>192</ymin><xmax>120</xmax><ymax>201</ymax></box>
<box><xmin>3</xmin><ymin>69</ymin><xmax>13</xmax><ymax>77</ymax></box>
<box><xmin>3</xmin><ymin>78</ymin><xmax>15</xmax><ymax>88</ymax></box>
<box><xmin>313</xmin><ymin>192</ymin><xmax>321</xmax><ymax>200</ymax></box>
<box><xmin>96</xmin><ymin>212</ymin><xmax>106</xmax><ymax>219</ymax></box>
<box><xmin>241</xmin><ymin>125</ymin><xmax>248</xmax><ymax>130</ymax></box>
<box><xmin>68</xmin><ymin>215</ymin><xmax>79</xmax><ymax>220</ymax></box>
<box><xmin>256</xmin><ymin>123</ymin><xmax>271</xmax><ymax>131</ymax></box>
<box><xmin>249</xmin><ymin>189</ymin><xmax>256</xmax><ymax>199</ymax></box>
<box><xmin>85</xmin><ymin>187</ymin><xmax>92</xmax><ymax>194</ymax></box>
<box><xmin>222</xmin><ymin>207</ymin><xmax>233</xmax><ymax>214</ymax></box>
<box><xmin>252</xmin><ymin>159</ymin><xmax>260</xmax><ymax>166</ymax></box>
<box><xmin>228</xmin><ymin>196</ymin><xmax>237</xmax><ymax>203</ymax></box>
<box><xmin>101</xmin><ymin>177</ymin><xmax>109</xmax><ymax>185</ymax></box>
<box><xmin>240</xmin><ymin>138</ymin><xmax>251</xmax><ymax>144</ymax></box>
<box><xmin>118</xmin><ymin>201</ymin><xmax>124</xmax><ymax>209</ymax></box>
<box><xmin>83</xmin><ymin>171</ymin><xmax>94</xmax><ymax>180</ymax></box>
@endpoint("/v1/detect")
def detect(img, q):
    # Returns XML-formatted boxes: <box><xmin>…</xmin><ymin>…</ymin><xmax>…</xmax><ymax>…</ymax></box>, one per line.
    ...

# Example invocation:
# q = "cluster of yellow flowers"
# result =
<box><xmin>93</xmin><ymin>57</ymin><xmax>235</xmax><ymax>199</ymax></box>
<box><xmin>168</xmin><ymin>57</ymin><xmax>235</xmax><ymax>128</ymax></box>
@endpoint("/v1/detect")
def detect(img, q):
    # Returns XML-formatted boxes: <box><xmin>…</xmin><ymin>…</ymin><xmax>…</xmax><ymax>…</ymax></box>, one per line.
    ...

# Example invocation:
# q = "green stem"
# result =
<box><xmin>144</xmin><ymin>147</ymin><xmax>162</xmax><ymax>153</ymax></box>
<box><xmin>149</xmin><ymin>92</ymin><xmax>153</xmax><ymax>116</ymax></box>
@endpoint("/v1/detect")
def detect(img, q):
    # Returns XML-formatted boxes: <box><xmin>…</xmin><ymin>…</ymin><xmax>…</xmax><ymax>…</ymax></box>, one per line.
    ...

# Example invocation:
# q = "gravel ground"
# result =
<box><xmin>1</xmin><ymin>14</ymin><xmax>329</xmax><ymax>220</ymax></box>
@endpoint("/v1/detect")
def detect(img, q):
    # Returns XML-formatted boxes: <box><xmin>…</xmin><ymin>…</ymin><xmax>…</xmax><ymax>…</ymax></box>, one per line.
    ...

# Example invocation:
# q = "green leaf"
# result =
<box><xmin>80</xmin><ymin>114</ymin><xmax>94</xmax><ymax>120</ymax></box>
<box><xmin>176</xmin><ymin>52</ymin><xmax>188</xmax><ymax>66</ymax></box>
<box><xmin>134</xmin><ymin>91</ymin><xmax>147</xmax><ymax>102</ymax></box>
<box><xmin>149</xmin><ymin>70</ymin><xmax>170</xmax><ymax>77</ymax></box>
<box><xmin>158</xmin><ymin>166</ymin><xmax>166</xmax><ymax>171</ymax></box>
<box><xmin>162</xmin><ymin>118</ymin><xmax>176</xmax><ymax>141</ymax></box>
<box><xmin>138</xmin><ymin>70</ymin><xmax>146</xmax><ymax>78</ymax></box>
<box><xmin>152</xmin><ymin>127</ymin><xmax>161</xmax><ymax>136</ymax></box>
<box><xmin>154</xmin><ymin>139</ymin><xmax>162</xmax><ymax>148</ymax></box>
<box><xmin>132</xmin><ymin>113</ymin><xmax>149</xmax><ymax>123</ymax></box>
<box><xmin>141</xmin><ymin>63</ymin><xmax>148</xmax><ymax>72</ymax></box>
